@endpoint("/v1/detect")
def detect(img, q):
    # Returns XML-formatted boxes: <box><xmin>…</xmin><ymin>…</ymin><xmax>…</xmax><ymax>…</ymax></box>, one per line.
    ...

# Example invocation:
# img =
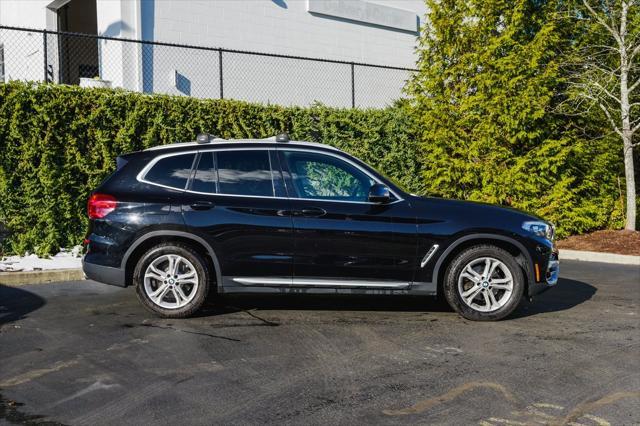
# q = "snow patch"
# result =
<box><xmin>0</xmin><ymin>246</ymin><xmax>83</xmax><ymax>272</ymax></box>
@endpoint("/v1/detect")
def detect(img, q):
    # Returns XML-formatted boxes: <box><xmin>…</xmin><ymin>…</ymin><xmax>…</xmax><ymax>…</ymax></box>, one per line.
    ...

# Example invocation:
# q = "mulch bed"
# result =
<box><xmin>557</xmin><ymin>229</ymin><xmax>640</xmax><ymax>256</ymax></box>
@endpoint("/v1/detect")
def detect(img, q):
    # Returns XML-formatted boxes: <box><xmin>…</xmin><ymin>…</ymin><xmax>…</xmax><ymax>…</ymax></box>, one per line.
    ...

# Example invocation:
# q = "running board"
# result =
<box><xmin>232</xmin><ymin>277</ymin><xmax>410</xmax><ymax>289</ymax></box>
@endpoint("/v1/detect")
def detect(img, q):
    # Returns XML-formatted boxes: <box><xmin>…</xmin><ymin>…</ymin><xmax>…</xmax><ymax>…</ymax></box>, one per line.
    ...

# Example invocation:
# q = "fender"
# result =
<box><xmin>122</xmin><ymin>230</ymin><xmax>223</xmax><ymax>289</ymax></box>
<box><xmin>431</xmin><ymin>233</ymin><xmax>535</xmax><ymax>293</ymax></box>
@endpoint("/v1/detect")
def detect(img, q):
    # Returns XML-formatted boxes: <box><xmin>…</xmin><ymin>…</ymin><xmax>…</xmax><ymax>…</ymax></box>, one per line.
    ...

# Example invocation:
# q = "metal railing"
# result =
<box><xmin>0</xmin><ymin>25</ymin><xmax>416</xmax><ymax>108</ymax></box>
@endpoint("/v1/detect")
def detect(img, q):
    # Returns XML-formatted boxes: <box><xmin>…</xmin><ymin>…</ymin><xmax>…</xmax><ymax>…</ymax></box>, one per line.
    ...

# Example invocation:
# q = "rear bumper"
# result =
<box><xmin>82</xmin><ymin>258</ymin><xmax>126</xmax><ymax>287</ymax></box>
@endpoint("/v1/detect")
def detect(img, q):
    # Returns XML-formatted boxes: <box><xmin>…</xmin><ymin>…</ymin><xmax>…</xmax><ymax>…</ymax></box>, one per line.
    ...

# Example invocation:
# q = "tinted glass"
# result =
<box><xmin>283</xmin><ymin>151</ymin><xmax>374</xmax><ymax>201</ymax></box>
<box><xmin>145</xmin><ymin>153</ymin><xmax>195</xmax><ymax>189</ymax></box>
<box><xmin>216</xmin><ymin>150</ymin><xmax>274</xmax><ymax>196</ymax></box>
<box><xmin>192</xmin><ymin>152</ymin><xmax>217</xmax><ymax>193</ymax></box>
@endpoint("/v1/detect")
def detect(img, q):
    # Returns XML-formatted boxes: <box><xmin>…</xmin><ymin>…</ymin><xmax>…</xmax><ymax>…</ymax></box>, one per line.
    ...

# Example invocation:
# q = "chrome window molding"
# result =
<box><xmin>137</xmin><ymin>146</ymin><xmax>405</xmax><ymax>205</ymax></box>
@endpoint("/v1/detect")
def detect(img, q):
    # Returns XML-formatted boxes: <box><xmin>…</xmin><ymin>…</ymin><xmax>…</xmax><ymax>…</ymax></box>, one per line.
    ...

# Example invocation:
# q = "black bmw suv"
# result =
<box><xmin>83</xmin><ymin>134</ymin><xmax>559</xmax><ymax>321</ymax></box>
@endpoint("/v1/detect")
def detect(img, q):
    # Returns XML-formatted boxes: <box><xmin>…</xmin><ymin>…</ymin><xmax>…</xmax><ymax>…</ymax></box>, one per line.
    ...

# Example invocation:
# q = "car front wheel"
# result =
<box><xmin>443</xmin><ymin>245</ymin><xmax>525</xmax><ymax>321</ymax></box>
<box><xmin>134</xmin><ymin>243</ymin><xmax>211</xmax><ymax>318</ymax></box>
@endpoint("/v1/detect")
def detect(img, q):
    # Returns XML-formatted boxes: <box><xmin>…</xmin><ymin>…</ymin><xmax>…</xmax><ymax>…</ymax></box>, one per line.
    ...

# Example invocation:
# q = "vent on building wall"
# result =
<box><xmin>307</xmin><ymin>0</ymin><xmax>419</xmax><ymax>33</ymax></box>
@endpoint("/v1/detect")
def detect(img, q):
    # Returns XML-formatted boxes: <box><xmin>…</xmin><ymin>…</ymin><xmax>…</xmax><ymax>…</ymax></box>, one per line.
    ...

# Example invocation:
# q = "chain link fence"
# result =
<box><xmin>0</xmin><ymin>25</ymin><xmax>415</xmax><ymax>109</ymax></box>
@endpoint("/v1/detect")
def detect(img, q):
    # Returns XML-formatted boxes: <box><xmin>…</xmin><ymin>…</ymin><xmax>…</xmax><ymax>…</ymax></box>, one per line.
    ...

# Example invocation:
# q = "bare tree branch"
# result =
<box><xmin>598</xmin><ymin>102</ymin><xmax>625</xmax><ymax>136</ymax></box>
<box><xmin>631</xmin><ymin>43</ymin><xmax>640</xmax><ymax>61</ymax></box>
<box><xmin>583</xmin><ymin>0</ymin><xmax>624</xmax><ymax>47</ymax></box>
<box><xmin>591</xmin><ymin>80</ymin><xmax>623</xmax><ymax>104</ymax></box>
<box><xmin>582</xmin><ymin>61</ymin><xmax>623</xmax><ymax>77</ymax></box>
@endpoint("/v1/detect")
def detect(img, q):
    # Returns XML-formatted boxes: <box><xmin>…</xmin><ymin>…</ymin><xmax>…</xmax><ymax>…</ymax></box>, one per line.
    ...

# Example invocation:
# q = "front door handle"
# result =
<box><xmin>190</xmin><ymin>201</ymin><xmax>214</xmax><ymax>211</ymax></box>
<box><xmin>300</xmin><ymin>208</ymin><xmax>326</xmax><ymax>218</ymax></box>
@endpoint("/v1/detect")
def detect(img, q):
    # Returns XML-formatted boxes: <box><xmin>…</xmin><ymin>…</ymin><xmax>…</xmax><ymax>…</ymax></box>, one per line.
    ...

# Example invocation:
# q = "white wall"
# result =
<box><xmin>96</xmin><ymin>0</ymin><xmax>142</xmax><ymax>90</ymax></box>
<box><xmin>149</xmin><ymin>0</ymin><xmax>423</xmax><ymax>67</ymax></box>
<box><xmin>0</xmin><ymin>0</ymin><xmax>48</xmax><ymax>28</ymax></box>
<box><xmin>141</xmin><ymin>0</ymin><xmax>424</xmax><ymax>106</ymax></box>
<box><xmin>0</xmin><ymin>0</ymin><xmax>49</xmax><ymax>82</ymax></box>
<box><xmin>1</xmin><ymin>0</ymin><xmax>426</xmax><ymax>107</ymax></box>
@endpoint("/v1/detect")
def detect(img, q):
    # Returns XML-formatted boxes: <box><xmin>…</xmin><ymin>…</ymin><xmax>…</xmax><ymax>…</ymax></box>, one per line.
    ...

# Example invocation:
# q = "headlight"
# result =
<box><xmin>522</xmin><ymin>221</ymin><xmax>554</xmax><ymax>240</ymax></box>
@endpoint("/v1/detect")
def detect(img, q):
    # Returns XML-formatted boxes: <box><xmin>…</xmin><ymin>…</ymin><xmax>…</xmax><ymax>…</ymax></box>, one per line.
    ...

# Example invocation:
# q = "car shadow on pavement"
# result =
<box><xmin>513</xmin><ymin>277</ymin><xmax>596</xmax><ymax>318</ymax></box>
<box><xmin>196</xmin><ymin>293</ymin><xmax>452</xmax><ymax>319</ymax></box>
<box><xmin>0</xmin><ymin>285</ymin><xmax>46</xmax><ymax>327</ymax></box>
<box><xmin>195</xmin><ymin>277</ymin><xmax>596</xmax><ymax>320</ymax></box>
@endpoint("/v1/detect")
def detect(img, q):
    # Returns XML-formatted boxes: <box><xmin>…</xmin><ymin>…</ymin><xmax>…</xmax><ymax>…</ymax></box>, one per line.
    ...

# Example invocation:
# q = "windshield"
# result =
<box><xmin>378</xmin><ymin>170</ymin><xmax>411</xmax><ymax>194</ymax></box>
<box><xmin>361</xmin><ymin>162</ymin><xmax>411</xmax><ymax>195</ymax></box>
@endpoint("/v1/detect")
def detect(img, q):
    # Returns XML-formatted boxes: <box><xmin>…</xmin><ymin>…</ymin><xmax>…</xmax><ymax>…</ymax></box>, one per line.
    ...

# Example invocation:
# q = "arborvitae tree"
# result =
<box><xmin>407</xmin><ymin>0</ymin><xmax>624</xmax><ymax>236</ymax></box>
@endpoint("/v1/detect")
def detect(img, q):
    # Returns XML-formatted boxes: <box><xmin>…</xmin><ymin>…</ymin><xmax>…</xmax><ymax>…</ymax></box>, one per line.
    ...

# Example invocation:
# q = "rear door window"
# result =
<box><xmin>216</xmin><ymin>150</ymin><xmax>274</xmax><ymax>197</ymax></box>
<box><xmin>144</xmin><ymin>153</ymin><xmax>196</xmax><ymax>190</ymax></box>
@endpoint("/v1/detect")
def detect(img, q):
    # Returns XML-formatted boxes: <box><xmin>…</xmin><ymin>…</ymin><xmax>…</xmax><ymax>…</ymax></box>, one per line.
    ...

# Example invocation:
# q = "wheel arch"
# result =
<box><xmin>433</xmin><ymin>234</ymin><xmax>534</xmax><ymax>297</ymax></box>
<box><xmin>122</xmin><ymin>231</ymin><xmax>222</xmax><ymax>289</ymax></box>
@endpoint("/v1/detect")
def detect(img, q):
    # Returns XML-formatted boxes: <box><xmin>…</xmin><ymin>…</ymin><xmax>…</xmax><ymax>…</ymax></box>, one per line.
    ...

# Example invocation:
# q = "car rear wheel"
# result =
<box><xmin>134</xmin><ymin>243</ymin><xmax>211</xmax><ymax>318</ymax></box>
<box><xmin>443</xmin><ymin>245</ymin><xmax>525</xmax><ymax>321</ymax></box>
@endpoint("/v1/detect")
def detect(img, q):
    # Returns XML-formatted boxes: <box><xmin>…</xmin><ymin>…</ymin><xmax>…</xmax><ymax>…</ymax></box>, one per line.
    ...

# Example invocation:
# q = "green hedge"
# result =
<box><xmin>0</xmin><ymin>82</ymin><xmax>423</xmax><ymax>256</ymax></box>
<box><xmin>0</xmin><ymin>81</ymin><xmax>626</xmax><ymax>256</ymax></box>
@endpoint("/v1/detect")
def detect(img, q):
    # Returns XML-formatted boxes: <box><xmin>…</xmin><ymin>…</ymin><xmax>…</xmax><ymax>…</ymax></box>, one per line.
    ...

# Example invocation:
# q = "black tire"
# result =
<box><xmin>443</xmin><ymin>245</ymin><xmax>525</xmax><ymax>321</ymax></box>
<box><xmin>134</xmin><ymin>243</ymin><xmax>211</xmax><ymax>318</ymax></box>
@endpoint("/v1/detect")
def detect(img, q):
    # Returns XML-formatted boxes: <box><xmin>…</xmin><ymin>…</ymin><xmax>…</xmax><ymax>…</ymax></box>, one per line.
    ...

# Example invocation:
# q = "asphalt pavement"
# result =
<box><xmin>0</xmin><ymin>260</ymin><xmax>638</xmax><ymax>425</ymax></box>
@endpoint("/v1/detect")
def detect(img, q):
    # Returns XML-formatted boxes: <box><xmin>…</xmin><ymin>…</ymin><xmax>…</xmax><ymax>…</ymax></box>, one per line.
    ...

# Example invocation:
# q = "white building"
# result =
<box><xmin>0</xmin><ymin>0</ymin><xmax>425</xmax><ymax>107</ymax></box>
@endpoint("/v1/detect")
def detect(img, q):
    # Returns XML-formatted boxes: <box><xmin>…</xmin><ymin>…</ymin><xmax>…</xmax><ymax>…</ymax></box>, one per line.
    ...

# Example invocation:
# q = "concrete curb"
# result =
<box><xmin>0</xmin><ymin>268</ymin><xmax>84</xmax><ymax>287</ymax></box>
<box><xmin>560</xmin><ymin>249</ymin><xmax>640</xmax><ymax>266</ymax></box>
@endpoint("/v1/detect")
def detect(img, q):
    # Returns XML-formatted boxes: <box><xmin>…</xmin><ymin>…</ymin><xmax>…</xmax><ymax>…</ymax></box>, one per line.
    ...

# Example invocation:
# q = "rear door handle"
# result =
<box><xmin>300</xmin><ymin>208</ymin><xmax>326</xmax><ymax>218</ymax></box>
<box><xmin>190</xmin><ymin>201</ymin><xmax>214</xmax><ymax>211</ymax></box>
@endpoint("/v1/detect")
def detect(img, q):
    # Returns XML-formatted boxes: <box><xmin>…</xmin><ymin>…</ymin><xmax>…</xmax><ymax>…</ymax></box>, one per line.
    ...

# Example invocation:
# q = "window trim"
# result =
<box><xmin>137</xmin><ymin>147</ymin><xmax>403</xmax><ymax>204</ymax></box>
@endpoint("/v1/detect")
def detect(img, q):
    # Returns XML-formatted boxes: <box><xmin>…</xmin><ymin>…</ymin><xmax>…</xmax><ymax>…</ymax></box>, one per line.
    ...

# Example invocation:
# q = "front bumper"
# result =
<box><xmin>528</xmin><ymin>249</ymin><xmax>559</xmax><ymax>296</ymax></box>
<box><xmin>545</xmin><ymin>259</ymin><xmax>559</xmax><ymax>286</ymax></box>
<box><xmin>82</xmin><ymin>258</ymin><xmax>126</xmax><ymax>287</ymax></box>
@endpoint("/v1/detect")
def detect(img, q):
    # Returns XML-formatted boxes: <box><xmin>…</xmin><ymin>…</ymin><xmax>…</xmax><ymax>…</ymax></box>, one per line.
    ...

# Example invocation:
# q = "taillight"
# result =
<box><xmin>87</xmin><ymin>193</ymin><xmax>117</xmax><ymax>219</ymax></box>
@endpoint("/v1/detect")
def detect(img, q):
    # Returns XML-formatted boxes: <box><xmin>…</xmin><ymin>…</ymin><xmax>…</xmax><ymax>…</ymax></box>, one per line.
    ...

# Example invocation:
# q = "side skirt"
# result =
<box><xmin>221</xmin><ymin>277</ymin><xmax>437</xmax><ymax>295</ymax></box>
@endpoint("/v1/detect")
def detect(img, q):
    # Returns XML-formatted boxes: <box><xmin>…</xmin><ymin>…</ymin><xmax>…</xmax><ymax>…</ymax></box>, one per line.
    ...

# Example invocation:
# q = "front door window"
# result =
<box><xmin>282</xmin><ymin>151</ymin><xmax>374</xmax><ymax>202</ymax></box>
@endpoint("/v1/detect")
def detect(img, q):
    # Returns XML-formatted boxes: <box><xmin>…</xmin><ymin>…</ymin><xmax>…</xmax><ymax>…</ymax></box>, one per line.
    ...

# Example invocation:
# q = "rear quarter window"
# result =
<box><xmin>144</xmin><ymin>153</ymin><xmax>196</xmax><ymax>190</ymax></box>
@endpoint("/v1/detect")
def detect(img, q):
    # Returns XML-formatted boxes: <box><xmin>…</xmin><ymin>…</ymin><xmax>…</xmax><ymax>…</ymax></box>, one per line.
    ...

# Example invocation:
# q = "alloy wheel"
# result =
<box><xmin>457</xmin><ymin>257</ymin><xmax>514</xmax><ymax>313</ymax></box>
<box><xmin>143</xmin><ymin>254</ymin><xmax>199</xmax><ymax>309</ymax></box>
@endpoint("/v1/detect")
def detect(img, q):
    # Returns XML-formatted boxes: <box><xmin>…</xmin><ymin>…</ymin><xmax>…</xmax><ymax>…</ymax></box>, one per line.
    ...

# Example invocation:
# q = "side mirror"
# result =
<box><xmin>368</xmin><ymin>183</ymin><xmax>390</xmax><ymax>204</ymax></box>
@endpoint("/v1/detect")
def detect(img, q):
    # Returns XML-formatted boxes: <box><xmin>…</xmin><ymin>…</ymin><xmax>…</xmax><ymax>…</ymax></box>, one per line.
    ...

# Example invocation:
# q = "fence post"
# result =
<box><xmin>219</xmin><ymin>49</ymin><xmax>224</xmax><ymax>99</ymax></box>
<box><xmin>43</xmin><ymin>30</ymin><xmax>48</xmax><ymax>83</ymax></box>
<box><xmin>350</xmin><ymin>62</ymin><xmax>355</xmax><ymax>108</ymax></box>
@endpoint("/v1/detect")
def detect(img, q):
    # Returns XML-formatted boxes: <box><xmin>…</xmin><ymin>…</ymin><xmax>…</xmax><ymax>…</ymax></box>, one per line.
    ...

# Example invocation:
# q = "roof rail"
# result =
<box><xmin>260</xmin><ymin>133</ymin><xmax>290</xmax><ymax>142</ymax></box>
<box><xmin>144</xmin><ymin>135</ymin><xmax>342</xmax><ymax>152</ymax></box>
<box><xmin>196</xmin><ymin>133</ymin><xmax>226</xmax><ymax>144</ymax></box>
<box><xmin>275</xmin><ymin>133</ymin><xmax>290</xmax><ymax>142</ymax></box>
